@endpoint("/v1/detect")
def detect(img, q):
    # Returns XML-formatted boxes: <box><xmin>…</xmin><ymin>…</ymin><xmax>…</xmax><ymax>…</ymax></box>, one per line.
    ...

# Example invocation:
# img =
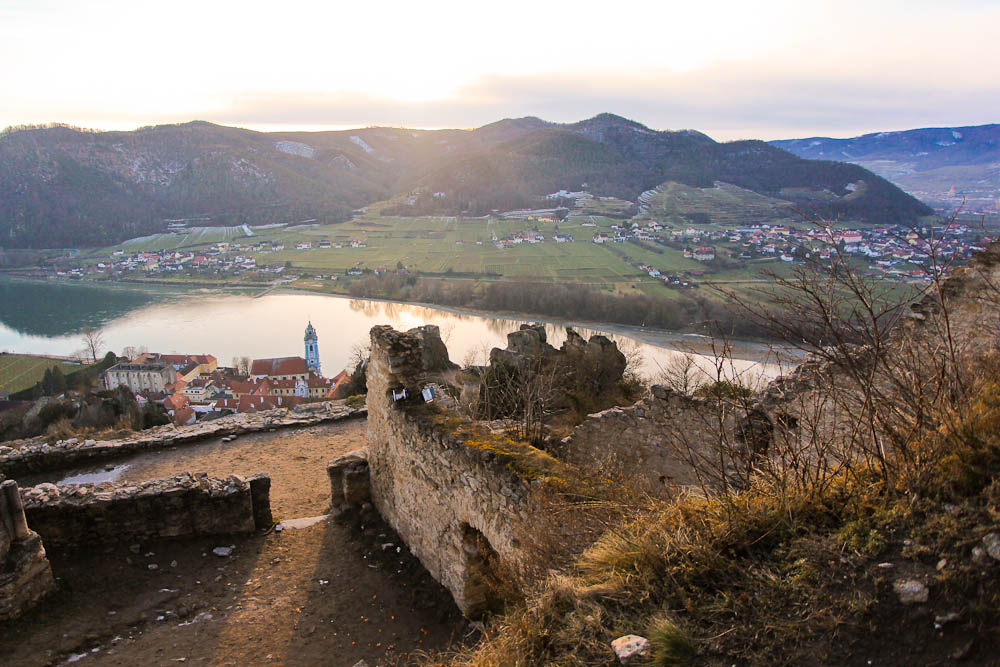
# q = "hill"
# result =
<box><xmin>408</xmin><ymin>114</ymin><xmax>932</xmax><ymax>224</ymax></box>
<box><xmin>0</xmin><ymin>115</ymin><xmax>933</xmax><ymax>248</ymax></box>
<box><xmin>771</xmin><ymin>124</ymin><xmax>1000</xmax><ymax>215</ymax></box>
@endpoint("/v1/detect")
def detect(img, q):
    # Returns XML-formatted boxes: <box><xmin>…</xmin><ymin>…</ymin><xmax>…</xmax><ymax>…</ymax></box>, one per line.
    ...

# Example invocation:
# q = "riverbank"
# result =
<box><xmin>2</xmin><ymin>273</ymin><xmax>793</xmax><ymax>365</ymax></box>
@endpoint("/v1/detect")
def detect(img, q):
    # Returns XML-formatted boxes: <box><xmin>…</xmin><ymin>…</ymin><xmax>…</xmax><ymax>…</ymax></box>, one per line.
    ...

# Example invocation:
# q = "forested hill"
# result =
<box><xmin>771</xmin><ymin>124</ymin><xmax>1000</xmax><ymax>213</ymax></box>
<box><xmin>1</xmin><ymin>114</ymin><xmax>933</xmax><ymax>248</ymax></box>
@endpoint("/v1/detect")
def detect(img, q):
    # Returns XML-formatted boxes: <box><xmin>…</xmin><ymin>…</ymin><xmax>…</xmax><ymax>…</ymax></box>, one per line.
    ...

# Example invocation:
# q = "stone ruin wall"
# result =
<box><xmin>20</xmin><ymin>472</ymin><xmax>272</xmax><ymax>549</ymax></box>
<box><xmin>360</xmin><ymin>325</ymin><xmax>538</xmax><ymax>617</ymax></box>
<box><xmin>0</xmin><ymin>400</ymin><xmax>365</xmax><ymax>479</ymax></box>
<box><xmin>564</xmin><ymin>238</ymin><xmax>1000</xmax><ymax>491</ymax></box>
<box><xmin>345</xmin><ymin>242</ymin><xmax>1000</xmax><ymax>615</ymax></box>
<box><xmin>0</xmin><ymin>477</ymin><xmax>56</xmax><ymax>621</ymax></box>
<box><xmin>560</xmin><ymin>385</ymin><xmax>735</xmax><ymax>491</ymax></box>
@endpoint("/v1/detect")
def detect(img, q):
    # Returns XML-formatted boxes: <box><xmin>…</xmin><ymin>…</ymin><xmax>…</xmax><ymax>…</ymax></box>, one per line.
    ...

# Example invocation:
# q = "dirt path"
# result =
<box><xmin>3</xmin><ymin>419</ymin><xmax>468</xmax><ymax>665</ymax></box>
<box><xmin>117</xmin><ymin>419</ymin><xmax>370</xmax><ymax>520</ymax></box>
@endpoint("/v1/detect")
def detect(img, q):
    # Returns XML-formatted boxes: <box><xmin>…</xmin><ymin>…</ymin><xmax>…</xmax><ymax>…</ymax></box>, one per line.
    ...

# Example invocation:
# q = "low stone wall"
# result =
<box><xmin>559</xmin><ymin>385</ymin><xmax>734</xmax><ymax>491</ymax></box>
<box><xmin>20</xmin><ymin>472</ymin><xmax>272</xmax><ymax>549</ymax></box>
<box><xmin>0</xmin><ymin>400</ymin><xmax>365</xmax><ymax>478</ymax></box>
<box><xmin>0</xmin><ymin>478</ymin><xmax>56</xmax><ymax>621</ymax></box>
<box><xmin>365</xmin><ymin>325</ymin><xmax>536</xmax><ymax>617</ymax></box>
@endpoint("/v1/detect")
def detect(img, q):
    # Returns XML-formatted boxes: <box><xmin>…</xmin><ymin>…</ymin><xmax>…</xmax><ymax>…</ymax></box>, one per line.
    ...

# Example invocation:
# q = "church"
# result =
<box><xmin>243</xmin><ymin>322</ymin><xmax>346</xmax><ymax>400</ymax></box>
<box><xmin>304</xmin><ymin>321</ymin><xmax>320</xmax><ymax>375</ymax></box>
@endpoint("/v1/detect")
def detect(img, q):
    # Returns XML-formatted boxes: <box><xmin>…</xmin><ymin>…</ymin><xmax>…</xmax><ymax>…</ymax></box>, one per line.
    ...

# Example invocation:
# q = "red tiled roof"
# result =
<box><xmin>163</xmin><ymin>393</ymin><xmax>190</xmax><ymax>411</ymax></box>
<box><xmin>172</xmin><ymin>406</ymin><xmax>196</xmax><ymax>425</ymax></box>
<box><xmin>141</xmin><ymin>353</ymin><xmax>217</xmax><ymax>367</ymax></box>
<box><xmin>229</xmin><ymin>379</ymin><xmax>271</xmax><ymax>395</ymax></box>
<box><xmin>236</xmin><ymin>395</ymin><xmax>281</xmax><ymax>413</ymax></box>
<box><xmin>250</xmin><ymin>357</ymin><xmax>308</xmax><ymax>377</ymax></box>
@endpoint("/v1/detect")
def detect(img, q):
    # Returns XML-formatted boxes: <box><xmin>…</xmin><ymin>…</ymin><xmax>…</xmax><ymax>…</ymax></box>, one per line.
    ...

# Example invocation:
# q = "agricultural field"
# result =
<box><xmin>96</xmin><ymin>226</ymin><xmax>251</xmax><ymax>254</ymax></box>
<box><xmin>0</xmin><ymin>354</ymin><xmax>83</xmax><ymax>394</ymax></box>
<box><xmin>84</xmin><ymin>211</ymin><xmax>790</xmax><ymax>297</ymax></box>
<box><xmin>638</xmin><ymin>181</ymin><xmax>800</xmax><ymax>227</ymax></box>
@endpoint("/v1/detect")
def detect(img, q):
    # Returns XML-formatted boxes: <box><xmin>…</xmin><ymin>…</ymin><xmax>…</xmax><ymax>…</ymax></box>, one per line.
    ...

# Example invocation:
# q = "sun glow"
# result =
<box><xmin>2</xmin><ymin>0</ymin><xmax>998</xmax><ymax>138</ymax></box>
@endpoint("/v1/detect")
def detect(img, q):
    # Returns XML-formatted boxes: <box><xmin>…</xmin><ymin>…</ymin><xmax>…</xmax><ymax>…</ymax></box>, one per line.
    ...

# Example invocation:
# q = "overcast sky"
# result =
<box><xmin>2</xmin><ymin>0</ymin><xmax>997</xmax><ymax>141</ymax></box>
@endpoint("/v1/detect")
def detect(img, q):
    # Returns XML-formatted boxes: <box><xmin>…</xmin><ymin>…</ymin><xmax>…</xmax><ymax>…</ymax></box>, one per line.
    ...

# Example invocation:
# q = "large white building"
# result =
<box><xmin>103</xmin><ymin>363</ymin><xmax>174</xmax><ymax>393</ymax></box>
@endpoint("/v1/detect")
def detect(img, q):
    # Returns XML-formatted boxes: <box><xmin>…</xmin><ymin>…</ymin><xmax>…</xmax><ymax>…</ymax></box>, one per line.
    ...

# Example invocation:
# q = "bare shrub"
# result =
<box><xmin>45</xmin><ymin>417</ymin><xmax>76</xmax><ymax>441</ymax></box>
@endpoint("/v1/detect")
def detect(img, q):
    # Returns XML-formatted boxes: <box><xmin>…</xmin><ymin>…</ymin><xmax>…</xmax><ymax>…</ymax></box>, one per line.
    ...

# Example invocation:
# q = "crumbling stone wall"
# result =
<box><xmin>0</xmin><ymin>477</ymin><xmax>56</xmax><ymax>621</ymax></box>
<box><xmin>20</xmin><ymin>472</ymin><xmax>272</xmax><ymax>549</ymax></box>
<box><xmin>563</xmin><ymin>240</ymin><xmax>1000</xmax><ymax>491</ymax></box>
<box><xmin>0</xmin><ymin>400</ymin><xmax>364</xmax><ymax>478</ymax></box>
<box><xmin>560</xmin><ymin>385</ymin><xmax>738</xmax><ymax>491</ymax></box>
<box><xmin>364</xmin><ymin>325</ymin><xmax>536</xmax><ymax>617</ymax></box>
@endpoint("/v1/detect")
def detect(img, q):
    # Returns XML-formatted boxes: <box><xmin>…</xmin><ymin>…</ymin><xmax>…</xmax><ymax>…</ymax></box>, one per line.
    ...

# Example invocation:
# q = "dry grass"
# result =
<box><xmin>416</xmin><ymin>351</ymin><xmax>1000</xmax><ymax>666</ymax></box>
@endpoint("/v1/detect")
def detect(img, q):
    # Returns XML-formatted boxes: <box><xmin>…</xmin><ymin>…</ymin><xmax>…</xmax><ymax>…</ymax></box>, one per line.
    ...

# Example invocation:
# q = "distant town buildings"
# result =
<box><xmin>98</xmin><ymin>323</ymin><xmax>350</xmax><ymax>422</ymax></box>
<box><xmin>103</xmin><ymin>363</ymin><xmax>174</xmax><ymax>394</ymax></box>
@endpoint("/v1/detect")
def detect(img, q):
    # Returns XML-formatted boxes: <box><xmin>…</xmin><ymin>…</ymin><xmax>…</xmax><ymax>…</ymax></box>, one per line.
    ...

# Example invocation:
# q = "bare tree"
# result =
<box><xmin>81</xmin><ymin>328</ymin><xmax>105</xmax><ymax>364</ymax></box>
<box><xmin>655</xmin><ymin>352</ymin><xmax>705</xmax><ymax>395</ymax></box>
<box><xmin>121</xmin><ymin>345</ymin><xmax>148</xmax><ymax>362</ymax></box>
<box><xmin>231</xmin><ymin>356</ymin><xmax>251</xmax><ymax>377</ymax></box>
<box><xmin>476</xmin><ymin>356</ymin><xmax>566</xmax><ymax>444</ymax></box>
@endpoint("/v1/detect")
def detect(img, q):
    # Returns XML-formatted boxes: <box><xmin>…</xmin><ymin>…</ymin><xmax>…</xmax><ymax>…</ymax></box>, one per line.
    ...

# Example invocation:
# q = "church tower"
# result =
<box><xmin>304</xmin><ymin>321</ymin><xmax>321</xmax><ymax>375</ymax></box>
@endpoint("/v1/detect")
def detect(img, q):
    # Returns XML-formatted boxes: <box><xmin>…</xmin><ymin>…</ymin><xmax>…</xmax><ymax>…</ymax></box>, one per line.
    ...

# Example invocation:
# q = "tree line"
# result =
<box><xmin>343</xmin><ymin>273</ymin><xmax>771</xmax><ymax>338</ymax></box>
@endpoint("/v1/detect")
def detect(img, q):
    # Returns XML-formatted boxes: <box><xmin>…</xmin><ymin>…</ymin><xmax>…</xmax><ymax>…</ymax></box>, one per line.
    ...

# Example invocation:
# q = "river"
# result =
<box><xmin>0</xmin><ymin>276</ymin><xmax>794</xmax><ymax>386</ymax></box>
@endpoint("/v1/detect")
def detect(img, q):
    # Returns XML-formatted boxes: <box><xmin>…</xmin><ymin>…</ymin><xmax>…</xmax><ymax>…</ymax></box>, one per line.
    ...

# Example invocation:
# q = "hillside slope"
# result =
<box><xmin>772</xmin><ymin>124</ymin><xmax>1000</xmax><ymax>214</ymax></box>
<box><xmin>410</xmin><ymin>114</ymin><xmax>932</xmax><ymax>224</ymax></box>
<box><xmin>0</xmin><ymin>115</ymin><xmax>933</xmax><ymax>248</ymax></box>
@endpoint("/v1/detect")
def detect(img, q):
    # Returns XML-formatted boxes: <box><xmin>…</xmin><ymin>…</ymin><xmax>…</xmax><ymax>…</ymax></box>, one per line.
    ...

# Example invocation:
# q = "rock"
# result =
<box><xmin>212</xmin><ymin>546</ymin><xmax>233</xmax><ymax>557</ymax></box>
<box><xmin>148</xmin><ymin>564</ymin><xmax>158</xmax><ymax>570</ymax></box>
<box><xmin>893</xmin><ymin>579</ymin><xmax>929</xmax><ymax>604</ymax></box>
<box><xmin>351</xmin><ymin>661</ymin><xmax>370</xmax><ymax>667</ymax></box>
<box><xmin>611</xmin><ymin>635</ymin><xmax>650</xmax><ymax>664</ymax></box>
<box><xmin>951</xmin><ymin>640</ymin><xmax>974</xmax><ymax>660</ymax></box>
<box><xmin>972</xmin><ymin>546</ymin><xmax>989</xmax><ymax>563</ymax></box>
<box><xmin>935</xmin><ymin>611</ymin><xmax>962</xmax><ymax>627</ymax></box>
<box><xmin>982</xmin><ymin>533</ymin><xmax>1000</xmax><ymax>560</ymax></box>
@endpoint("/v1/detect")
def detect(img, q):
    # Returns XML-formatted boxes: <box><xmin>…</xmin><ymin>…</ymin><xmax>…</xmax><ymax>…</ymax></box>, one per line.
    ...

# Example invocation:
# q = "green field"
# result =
<box><xmin>83</xmin><ymin>211</ymin><xmax>826</xmax><ymax>298</ymax></box>
<box><xmin>0</xmin><ymin>354</ymin><xmax>83</xmax><ymax>394</ymax></box>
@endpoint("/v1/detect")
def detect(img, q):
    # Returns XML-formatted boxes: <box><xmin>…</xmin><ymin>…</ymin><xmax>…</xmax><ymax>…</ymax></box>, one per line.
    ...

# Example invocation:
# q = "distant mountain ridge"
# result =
<box><xmin>1</xmin><ymin>114</ymin><xmax>933</xmax><ymax>248</ymax></box>
<box><xmin>771</xmin><ymin>124</ymin><xmax>1000</xmax><ymax>215</ymax></box>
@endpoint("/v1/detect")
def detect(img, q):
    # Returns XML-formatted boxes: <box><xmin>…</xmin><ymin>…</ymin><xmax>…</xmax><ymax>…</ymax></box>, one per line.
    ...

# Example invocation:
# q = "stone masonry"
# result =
<box><xmin>364</xmin><ymin>325</ymin><xmax>537</xmax><ymax>617</ymax></box>
<box><xmin>20</xmin><ymin>472</ymin><xmax>272</xmax><ymax>549</ymax></box>
<box><xmin>0</xmin><ymin>477</ymin><xmax>56</xmax><ymax>621</ymax></box>
<box><xmin>0</xmin><ymin>400</ymin><xmax>365</xmax><ymax>478</ymax></box>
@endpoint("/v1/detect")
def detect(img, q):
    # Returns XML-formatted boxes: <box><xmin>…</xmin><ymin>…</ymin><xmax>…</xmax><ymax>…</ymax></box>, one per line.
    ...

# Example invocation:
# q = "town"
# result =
<box><xmin>99</xmin><ymin>322</ymin><xmax>352</xmax><ymax>424</ymax></box>
<box><xmin>29</xmin><ymin>189</ymin><xmax>992</xmax><ymax>292</ymax></box>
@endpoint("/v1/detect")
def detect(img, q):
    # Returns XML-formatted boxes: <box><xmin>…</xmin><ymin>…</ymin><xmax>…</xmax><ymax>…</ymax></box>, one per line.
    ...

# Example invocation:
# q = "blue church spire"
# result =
<box><xmin>304</xmin><ymin>321</ymin><xmax>320</xmax><ymax>375</ymax></box>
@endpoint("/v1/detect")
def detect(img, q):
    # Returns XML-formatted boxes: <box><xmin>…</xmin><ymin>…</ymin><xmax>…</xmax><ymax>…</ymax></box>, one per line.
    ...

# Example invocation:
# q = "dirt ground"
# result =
<box><xmin>2</xmin><ymin>419</ymin><xmax>468</xmax><ymax>666</ymax></box>
<box><xmin>117</xmin><ymin>419</ymin><xmax>371</xmax><ymax>520</ymax></box>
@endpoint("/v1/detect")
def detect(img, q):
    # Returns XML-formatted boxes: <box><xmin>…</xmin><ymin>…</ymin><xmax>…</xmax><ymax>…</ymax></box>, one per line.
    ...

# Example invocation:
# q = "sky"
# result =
<box><xmin>2</xmin><ymin>0</ymin><xmax>998</xmax><ymax>141</ymax></box>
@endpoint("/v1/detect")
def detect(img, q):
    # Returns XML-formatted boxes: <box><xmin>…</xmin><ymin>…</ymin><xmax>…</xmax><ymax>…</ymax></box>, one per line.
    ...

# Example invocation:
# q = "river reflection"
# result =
<box><xmin>0</xmin><ymin>277</ymin><xmax>795</xmax><ymax>385</ymax></box>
